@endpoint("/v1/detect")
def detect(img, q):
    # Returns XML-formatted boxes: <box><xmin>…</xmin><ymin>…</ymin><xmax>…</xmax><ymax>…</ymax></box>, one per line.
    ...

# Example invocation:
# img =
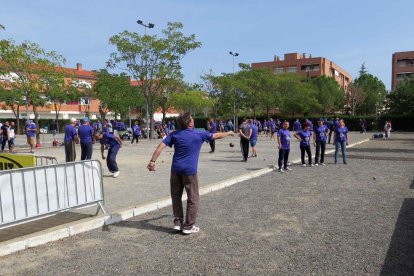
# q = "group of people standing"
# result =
<box><xmin>64</xmin><ymin>117</ymin><xmax>122</xmax><ymax>178</ymax></box>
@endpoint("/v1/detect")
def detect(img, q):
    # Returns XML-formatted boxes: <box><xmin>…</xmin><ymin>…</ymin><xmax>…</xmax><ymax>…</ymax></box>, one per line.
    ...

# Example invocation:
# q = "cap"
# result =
<box><xmin>317</xmin><ymin>118</ymin><xmax>324</xmax><ymax>122</ymax></box>
<box><xmin>70</xmin><ymin>118</ymin><xmax>77</xmax><ymax>123</ymax></box>
<box><xmin>83</xmin><ymin>117</ymin><xmax>89</xmax><ymax>122</ymax></box>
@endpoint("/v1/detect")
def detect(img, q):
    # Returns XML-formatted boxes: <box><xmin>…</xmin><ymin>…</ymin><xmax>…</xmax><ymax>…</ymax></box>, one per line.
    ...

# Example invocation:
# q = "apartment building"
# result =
<box><xmin>391</xmin><ymin>51</ymin><xmax>414</xmax><ymax>90</ymax></box>
<box><xmin>251</xmin><ymin>52</ymin><xmax>352</xmax><ymax>90</ymax></box>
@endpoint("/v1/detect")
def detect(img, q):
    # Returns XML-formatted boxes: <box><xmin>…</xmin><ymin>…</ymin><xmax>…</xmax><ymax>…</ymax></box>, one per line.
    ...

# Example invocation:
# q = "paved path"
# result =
<box><xmin>0</xmin><ymin>133</ymin><xmax>413</xmax><ymax>275</ymax></box>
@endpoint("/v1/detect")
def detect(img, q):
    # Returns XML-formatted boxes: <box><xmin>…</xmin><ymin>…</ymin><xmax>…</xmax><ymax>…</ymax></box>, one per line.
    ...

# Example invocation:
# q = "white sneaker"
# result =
<box><xmin>310</xmin><ymin>164</ymin><xmax>315</xmax><ymax>167</ymax></box>
<box><xmin>173</xmin><ymin>225</ymin><xmax>182</xmax><ymax>231</ymax></box>
<box><xmin>113</xmin><ymin>171</ymin><xmax>120</xmax><ymax>178</ymax></box>
<box><xmin>315</xmin><ymin>163</ymin><xmax>319</xmax><ymax>167</ymax></box>
<box><xmin>279</xmin><ymin>168</ymin><xmax>284</xmax><ymax>173</ymax></box>
<box><xmin>285</xmin><ymin>167</ymin><xmax>292</xmax><ymax>171</ymax></box>
<box><xmin>182</xmin><ymin>225</ymin><xmax>199</xmax><ymax>235</ymax></box>
<box><xmin>302</xmin><ymin>164</ymin><xmax>306</xmax><ymax>167</ymax></box>
<box><xmin>321</xmin><ymin>163</ymin><xmax>326</xmax><ymax>166</ymax></box>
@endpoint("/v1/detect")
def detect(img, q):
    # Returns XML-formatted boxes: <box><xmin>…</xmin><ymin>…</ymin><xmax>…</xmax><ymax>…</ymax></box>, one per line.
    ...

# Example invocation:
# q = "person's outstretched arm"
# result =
<box><xmin>147</xmin><ymin>142</ymin><xmax>167</xmax><ymax>171</ymax></box>
<box><xmin>213</xmin><ymin>131</ymin><xmax>234</xmax><ymax>140</ymax></box>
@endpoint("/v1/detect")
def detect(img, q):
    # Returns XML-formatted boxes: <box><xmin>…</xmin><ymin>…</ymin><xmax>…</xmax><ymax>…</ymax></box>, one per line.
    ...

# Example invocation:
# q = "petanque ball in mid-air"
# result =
<box><xmin>229</xmin><ymin>142</ymin><xmax>234</xmax><ymax>147</ymax></box>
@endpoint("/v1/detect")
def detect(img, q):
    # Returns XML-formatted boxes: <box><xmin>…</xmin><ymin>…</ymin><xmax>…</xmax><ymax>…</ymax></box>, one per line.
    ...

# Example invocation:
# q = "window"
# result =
<box><xmin>80</xmin><ymin>97</ymin><xmax>91</xmax><ymax>106</ymax></box>
<box><xmin>287</xmin><ymin>66</ymin><xmax>297</xmax><ymax>73</ymax></box>
<box><xmin>301</xmin><ymin>64</ymin><xmax>320</xmax><ymax>72</ymax></box>
<box><xmin>274</xmin><ymin>67</ymin><xmax>284</xmax><ymax>74</ymax></box>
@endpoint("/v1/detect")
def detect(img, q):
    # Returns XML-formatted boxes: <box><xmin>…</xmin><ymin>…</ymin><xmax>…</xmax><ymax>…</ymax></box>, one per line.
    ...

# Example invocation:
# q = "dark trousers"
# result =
<box><xmin>170</xmin><ymin>173</ymin><xmax>199</xmax><ymax>230</ymax></box>
<box><xmin>1</xmin><ymin>137</ymin><xmax>7</xmax><ymax>151</ymax></box>
<box><xmin>209</xmin><ymin>139</ymin><xmax>215</xmax><ymax>152</ymax></box>
<box><xmin>106</xmin><ymin>144</ymin><xmax>120</xmax><ymax>172</ymax></box>
<box><xmin>80</xmin><ymin>142</ymin><xmax>93</xmax><ymax>160</ymax></box>
<box><xmin>278</xmin><ymin>149</ymin><xmax>290</xmax><ymax>169</ymax></box>
<box><xmin>300</xmin><ymin>145</ymin><xmax>312</xmax><ymax>165</ymax></box>
<box><xmin>315</xmin><ymin>141</ymin><xmax>326</xmax><ymax>164</ymax></box>
<box><xmin>64</xmin><ymin>141</ymin><xmax>76</xmax><ymax>162</ymax></box>
<box><xmin>131</xmin><ymin>134</ymin><xmax>139</xmax><ymax>144</ymax></box>
<box><xmin>240</xmin><ymin>139</ymin><xmax>249</xmax><ymax>161</ymax></box>
<box><xmin>328</xmin><ymin>131</ymin><xmax>333</xmax><ymax>144</ymax></box>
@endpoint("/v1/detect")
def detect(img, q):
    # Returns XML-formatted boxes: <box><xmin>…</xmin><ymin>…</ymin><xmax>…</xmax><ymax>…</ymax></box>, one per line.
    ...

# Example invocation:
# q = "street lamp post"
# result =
<box><xmin>229</xmin><ymin>51</ymin><xmax>239</xmax><ymax>131</ymax></box>
<box><xmin>136</xmin><ymin>20</ymin><xmax>154</xmax><ymax>139</ymax></box>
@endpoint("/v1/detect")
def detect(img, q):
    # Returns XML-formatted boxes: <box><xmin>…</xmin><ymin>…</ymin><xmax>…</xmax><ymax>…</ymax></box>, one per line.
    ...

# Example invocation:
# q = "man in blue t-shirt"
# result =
<box><xmin>78</xmin><ymin>117</ymin><xmax>94</xmax><ymax>160</ymax></box>
<box><xmin>131</xmin><ymin>121</ymin><xmax>141</xmax><ymax>144</ymax></box>
<box><xmin>277</xmin><ymin>121</ymin><xmax>291</xmax><ymax>172</ymax></box>
<box><xmin>207</xmin><ymin>118</ymin><xmax>217</xmax><ymax>153</ymax></box>
<box><xmin>293</xmin><ymin>119</ymin><xmax>301</xmax><ymax>132</ymax></box>
<box><xmin>147</xmin><ymin>112</ymin><xmax>234</xmax><ymax>235</ymax></box>
<box><xmin>64</xmin><ymin>118</ymin><xmax>78</xmax><ymax>162</ymax></box>
<box><xmin>249</xmin><ymin>120</ymin><xmax>258</xmax><ymax>158</ymax></box>
<box><xmin>313</xmin><ymin>118</ymin><xmax>330</xmax><ymax>166</ymax></box>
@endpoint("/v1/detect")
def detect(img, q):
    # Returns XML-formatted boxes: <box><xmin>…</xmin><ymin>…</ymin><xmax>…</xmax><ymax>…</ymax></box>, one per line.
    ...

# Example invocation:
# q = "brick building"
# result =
<box><xmin>251</xmin><ymin>53</ymin><xmax>352</xmax><ymax>90</ymax></box>
<box><xmin>391</xmin><ymin>51</ymin><xmax>414</xmax><ymax>90</ymax></box>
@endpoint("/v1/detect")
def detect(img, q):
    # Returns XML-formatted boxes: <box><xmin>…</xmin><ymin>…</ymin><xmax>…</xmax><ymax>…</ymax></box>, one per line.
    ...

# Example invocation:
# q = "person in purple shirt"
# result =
<box><xmin>293</xmin><ymin>119</ymin><xmax>301</xmax><ymax>132</ymax></box>
<box><xmin>313</xmin><ymin>118</ymin><xmax>330</xmax><ymax>166</ymax></box>
<box><xmin>78</xmin><ymin>117</ymin><xmax>94</xmax><ymax>160</ymax></box>
<box><xmin>24</xmin><ymin>120</ymin><xmax>37</xmax><ymax>153</ymax></box>
<box><xmin>334</xmin><ymin>119</ymin><xmax>349</xmax><ymax>164</ymax></box>
<box><xmin>147</xmin><ymin>112</ymin><xmax>234</xmax><ymax>235</ymax></box>
<box><xmin>131</xmin><ymin>121</ymin><xmax>141</xmax><ymax>144</ymax></box>
<box><xmin>249</xmin><ymin>119</ymin><xmax>258</xmax><ymax>158</ymax></box>
<box><xmin>64</xmin><ymin>118</ymin><xmax>78</xmax><ymax>162</ymax></box>
<box><xmin>207</xmin><ymin>118</ymin><xmax>217</xmax><ymax>153</ymax></box>
<box><xmin>294</xmin><ymin>122</ymin><xmax>313</xmax><ymax>167</ymax></box>
<box><xmin>96</xmin><ymin>129</ymin><xmax>122</xmax><ymax>177</ymax></box>
<box><xmin>277</xmin><ymin>121</ymin><xmax>291</xmax><ymax>173</ymax></box>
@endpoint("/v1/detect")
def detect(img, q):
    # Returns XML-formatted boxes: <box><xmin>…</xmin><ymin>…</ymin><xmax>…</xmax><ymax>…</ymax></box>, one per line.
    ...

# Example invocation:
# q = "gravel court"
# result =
<box><xmin>0</xmin><ymin>136</ymin><xmax>413</xmax><ymax>275</ymax></box>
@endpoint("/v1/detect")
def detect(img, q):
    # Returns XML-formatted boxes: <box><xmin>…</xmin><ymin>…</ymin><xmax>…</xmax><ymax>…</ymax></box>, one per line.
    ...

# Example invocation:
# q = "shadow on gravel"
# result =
<box><xmin>113</xmin><ymin>214</ymin><xmax>179</xmax><ymax>235</ymax></box>
<box><xmin>347</xmin><ymin>148</ymin><xmax>414</xmax><ymax>153</ymax></box>
<box><xmin>381</xmin><ymin>198</ymin><xmax>414</xmax><ymax>275</ymax></box>
<box><xmin>410</xmin><ymin>178</ymin><xmax>414</xmax><ymax>189</ymax></box>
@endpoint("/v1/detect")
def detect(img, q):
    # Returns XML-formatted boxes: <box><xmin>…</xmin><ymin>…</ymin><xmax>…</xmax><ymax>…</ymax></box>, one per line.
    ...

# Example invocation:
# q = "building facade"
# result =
<box><xmin>251</xmin><ymin>53</ymin><xmax>352</xmax><ymax>90</ymax></box>
<box><xmin>391</xmin><ymin>51</ymin><xmax>414</xmax><ymax>90</ymax></box>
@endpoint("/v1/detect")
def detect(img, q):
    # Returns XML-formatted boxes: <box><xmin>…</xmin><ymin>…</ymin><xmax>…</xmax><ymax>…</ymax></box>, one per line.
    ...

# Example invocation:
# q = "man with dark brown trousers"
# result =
<box><xmin>147</xmin><ymin>112</ymin><xmax>234</xmax><ymax>235</ymax></box>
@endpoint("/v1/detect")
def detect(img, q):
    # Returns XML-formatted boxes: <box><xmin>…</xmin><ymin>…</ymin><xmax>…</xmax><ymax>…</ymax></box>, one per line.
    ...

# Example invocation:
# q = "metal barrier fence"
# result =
<box><xmin>0</xmin><ymin>160</ymin><xmax>106</xmax><ymax>228</ymax></box>
<box><xmin>35</xmin><ymin>156</ymin><xmax>58</xmax><ymax>166</ymax></box>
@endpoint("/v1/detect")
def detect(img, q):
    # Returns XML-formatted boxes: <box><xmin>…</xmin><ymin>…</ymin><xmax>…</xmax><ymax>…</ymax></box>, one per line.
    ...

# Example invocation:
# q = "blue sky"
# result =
<box><xmin>1</xmin><ymin>0</ymin><xmax>413</xmax><ymax>90</ymax></box>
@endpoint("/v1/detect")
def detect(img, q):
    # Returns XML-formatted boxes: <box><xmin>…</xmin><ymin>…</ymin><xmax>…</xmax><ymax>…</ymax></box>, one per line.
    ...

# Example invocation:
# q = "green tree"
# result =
<box><xmin>107</xmin><ymin>22</ymin><xmax>201</xmax><ymax>138</ymax></box>
<box><xmin>387</xmin><ymin>76</ymin><xmax>414</xmax><ymax>114</ymax></box>
<box><xmin>353</xmin><ymin>64</ymin><xmax>387</xmax><ymax>115</ymax></box>
<box><xmin>311</xmin><ymin>75</ymin><xmax>345</xmax><ymax>114</ymax></box>
<box><xmin>93</xmin><ymin>69</ymin><xmax>144</xmax><ymax>121</ymax></box>
<box><xmin>170</xmin><ymin>90</ymin><xmax>213</xmax><ymax>117</ymax></box>
<box><xmin>0</xmin><ymin>41</ymin><xmax>65</xmax><ymax>141</ymax></box>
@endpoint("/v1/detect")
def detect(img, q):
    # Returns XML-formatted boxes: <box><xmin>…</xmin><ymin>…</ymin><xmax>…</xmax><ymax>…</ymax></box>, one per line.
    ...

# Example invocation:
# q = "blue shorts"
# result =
<box><xmin>250</xmin><ymin>139</ymin><xmax>257</xmax><ymax>147</ymax></box>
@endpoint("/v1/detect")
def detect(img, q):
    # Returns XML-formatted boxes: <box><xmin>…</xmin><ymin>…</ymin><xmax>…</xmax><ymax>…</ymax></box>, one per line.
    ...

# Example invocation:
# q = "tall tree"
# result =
<box><xmin>347</xmin><ymin>83</ymin><xmax>366</xmax><ymax>116</ymax></box>
<box><xmin>0</xmin><ymin>41</ymin><xmax>65</xmax><ymax>142</ymax></box>
<box><xmin>107</xmin><ymin>22</ymin><xmax>201</xmax><ymax>138</ymax></box>
<box><xmin>170</xmin><ymin>90</ymin><xmax>213</xmax><ymax>116</ymax></box>
<box><xmin>353</xmin><ymin>64</ymin><xmax>387</xmax><ymax>115</ymax></box>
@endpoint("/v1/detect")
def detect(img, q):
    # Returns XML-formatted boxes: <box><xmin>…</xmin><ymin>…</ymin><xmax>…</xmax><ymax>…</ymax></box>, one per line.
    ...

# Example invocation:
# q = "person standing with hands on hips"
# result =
<box><xmin>64</xmin><ymin>118</ymin><xmax>78</xmax><ymax>162</ymax></box>
<box><xmin>313</xmin><ymin>118</ymin><xmax>330</xmax><ymax>166</ymax></box>
<box><xmin>239</xmin><ymin>118</ymin><xmax>252</xmax><ymax>162</ymax></box>
<box><xmin>334</xmin><ymin>119</ymin><xmax>349</xmax><ymax>164</ymax></box>
<box><xmin>147</xmin><ymin>112</ymin><xmax>234</xmax><ymax>235</ymax></box>
<box><xmin>78</xmin><ymin>117</ymin><xmax>94</xmax><ymax>160</ymax></box>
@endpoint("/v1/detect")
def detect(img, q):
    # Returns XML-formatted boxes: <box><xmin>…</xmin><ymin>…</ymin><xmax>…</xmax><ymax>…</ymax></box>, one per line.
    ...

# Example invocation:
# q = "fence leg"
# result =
<box><xmin>95</xmin><ymin>201</ymin><xmax>106</xmax><ymax>216</ymax></box>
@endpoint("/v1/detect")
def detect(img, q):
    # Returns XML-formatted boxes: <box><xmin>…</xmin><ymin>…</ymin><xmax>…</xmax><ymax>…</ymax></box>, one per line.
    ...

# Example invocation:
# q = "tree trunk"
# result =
<box><xmin>16</xmin><ymin>106</ymin><xmax>20</xmax><ymax>134</ymax></box>
<box><xmin>54</xmin><ymin>103</ymin><xmax>60</xmax><ymax>133</ymax></box>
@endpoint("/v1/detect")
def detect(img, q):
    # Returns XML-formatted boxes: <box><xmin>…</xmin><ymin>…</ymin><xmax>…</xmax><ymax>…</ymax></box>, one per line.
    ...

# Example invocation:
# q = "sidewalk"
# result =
<box><xmin>0</xmin><ymin>132</ymin><xmax>374</xmax><ymax>254</ymax></box>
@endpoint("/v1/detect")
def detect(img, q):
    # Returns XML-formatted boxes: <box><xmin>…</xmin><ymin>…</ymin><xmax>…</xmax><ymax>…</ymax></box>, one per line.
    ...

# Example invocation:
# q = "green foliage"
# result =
<box><xmin>107</xmin><ymin>22</ymin><xmax>201</xmax><ymax>138</ymax></box>
<box><xmin>93</xmin><ymin>69</ymin><xmax>144</xmax><ymax>119</ymax></box>
<box><xmin>353</xmin><ymin>72</ymin><xmax>387</xmax><ymax>115</ymax></box>
<box><xmin>387</xmin><ymin>76</ymin><xmax>414</xmax><ymax>114</ymax></box>
<box><xmin>170</xmin><ymin>90</ymin><xmax>213</xmax><ymax>116</ymax></box>
<box><xmin>311</xmin><ymin>75</ymin><xmax>345</xmax><ymax>114</ymax></box>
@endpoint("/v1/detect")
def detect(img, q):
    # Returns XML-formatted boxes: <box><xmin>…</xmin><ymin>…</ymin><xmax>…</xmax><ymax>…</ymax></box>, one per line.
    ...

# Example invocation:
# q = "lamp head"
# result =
<box><xmin>148</xmin><ymin>23</ymin><xmax>155</xmax><ymax>28</ymax></box>
<box><xmin>137</xmin><ymin>20</ymin><xmax>143</xmax><ymax>24</ymax></box>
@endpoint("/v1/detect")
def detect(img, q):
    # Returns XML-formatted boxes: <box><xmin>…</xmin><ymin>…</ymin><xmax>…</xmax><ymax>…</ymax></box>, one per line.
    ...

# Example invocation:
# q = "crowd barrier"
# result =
<box><xmin>35</xmin><ymin>156</ymin><xmax>58</xmax><ymax>166</ymax></box>
<box><xmin>0</xmin><ymin>160</ymin><xmax>106</xmax><ymax>229</ymax></box>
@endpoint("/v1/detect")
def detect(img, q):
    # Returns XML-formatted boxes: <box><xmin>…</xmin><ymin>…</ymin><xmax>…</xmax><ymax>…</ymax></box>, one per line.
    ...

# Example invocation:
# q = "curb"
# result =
<box><xmin>0</xmin><ymin>138</ymin><xmax>370</xmax><ymax>257</ymax></box>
